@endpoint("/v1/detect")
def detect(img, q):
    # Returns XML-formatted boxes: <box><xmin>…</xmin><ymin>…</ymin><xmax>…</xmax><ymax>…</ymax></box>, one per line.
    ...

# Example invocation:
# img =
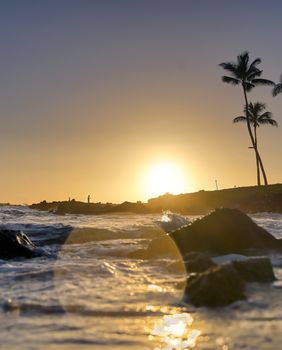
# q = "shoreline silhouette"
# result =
<box><xmin>29</xmin><ymin>183</ymin><xmax>282</xmax><ymax>215</ymax></box>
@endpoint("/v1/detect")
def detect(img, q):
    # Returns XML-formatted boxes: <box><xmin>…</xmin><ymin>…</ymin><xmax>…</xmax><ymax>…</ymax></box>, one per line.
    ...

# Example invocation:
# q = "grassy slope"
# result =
<box><xmin>147</xmin><ymin>183</ymin><xmax>282</xmax><ymax>214</ymax></box>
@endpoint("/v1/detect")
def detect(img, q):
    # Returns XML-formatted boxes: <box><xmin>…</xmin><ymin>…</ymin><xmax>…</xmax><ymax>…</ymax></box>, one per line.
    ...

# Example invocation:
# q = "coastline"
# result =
<box><xmin>29</xmin><ymin>183</ymin><xmax>282</xmax><ymax>215</ymax></box>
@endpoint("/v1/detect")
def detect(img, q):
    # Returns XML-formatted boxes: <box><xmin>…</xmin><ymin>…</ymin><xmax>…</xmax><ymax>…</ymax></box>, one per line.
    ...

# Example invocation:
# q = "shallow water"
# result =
<box><xmin>0</xmin><ymin>206</ymin><xmax>281</xmax><ymax>349</ymax></box>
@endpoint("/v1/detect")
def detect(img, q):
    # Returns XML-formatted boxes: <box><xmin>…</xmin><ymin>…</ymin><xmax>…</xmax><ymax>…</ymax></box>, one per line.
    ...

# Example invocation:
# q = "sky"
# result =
<box><xmin>0</xmin><ymin>0</ymin><xmax>282</xmax><ymax>204</ymax></box>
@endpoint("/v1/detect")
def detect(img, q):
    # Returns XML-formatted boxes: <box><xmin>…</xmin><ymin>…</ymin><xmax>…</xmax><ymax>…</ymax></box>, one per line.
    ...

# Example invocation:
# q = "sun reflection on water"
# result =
<box><xmin>150</xmin><ymin>313</ymin><xmax>201</xmax><ymax>349</ymax></box>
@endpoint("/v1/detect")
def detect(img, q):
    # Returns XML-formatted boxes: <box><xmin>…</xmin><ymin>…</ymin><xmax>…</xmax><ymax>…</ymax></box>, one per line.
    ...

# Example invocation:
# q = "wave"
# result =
<box><xmin>155</xmin><ymin>211</ymin><xmax>190</xmax><ymax>233</ymax></box>
<box><xmin>0</xmin><ymin>222</ymin><xmax>164</xmax><ymax>247</ymax></box>
<box><xmin>0</xmin><ymin>223</ymin><xmax>73</xmax><ymax>246</ymax></box>
<box><xmin>62</xmin><ymin>226</ymin><xmax>162</xmax><ymax>244</ymax></box>
<box><xmin>1</xmin><ymin>298</ymin><xmax>167</xmax><ymax>317</ymax></box>
<box><xmin>251</xmin><ymin>212</ymin><xmax>282</xmax><ymax>239</ymax></box>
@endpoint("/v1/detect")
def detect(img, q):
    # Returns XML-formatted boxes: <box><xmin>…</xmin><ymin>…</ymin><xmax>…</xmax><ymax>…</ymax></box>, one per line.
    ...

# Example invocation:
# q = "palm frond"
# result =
<box><xmin>237</xmin><ymin>52</ymin><xmax>249</xmax><ymax>77</ymax></box>
<box><xmin>272</xmin><ymin>83</ymin><xmax>282</xmax><ymax>97</ymax></box>
<box><xmin>219</xmin><ymin>62</ymin><xmax>238</xmax><ymax>76</ymax></box>
<box><xmin>247</xmin><ymin>58</ymin><xmax>261</xmax><ymax>73</ymax></box>
<box><xmin>258</xmin><ymin>118</ymin><xmax>278</xmax><ymax>127</ymax></box>
<box><xmin>252</xmin><ymin>102</ymin><xmax>266</xmax><ymax>114</ymax></box>
<box><xmin>221</xmin><ymin>76</ymin><xmax>240</xmax><ymax>85</ymax></box>
<box><xmin>244</xmin><ymin>82</ymin><xmax>255</xmax><ymax>92</ymax></box>
<box><xmin>259</xmin><ymin>111</ymin><xmax>272</xmax><ymax>119</ymax></box>
<box><xmin>269</xmin><ymin>119</ymin><xmax>278</xmax><ymax>127</ymax></box>
<box><xmin>237</xmin><ymin>51</ymin><xmax>249</xmax><ymax>66</ymax></box>
<box><xmin>246</xmin><ymin>69</ymin><xmax>262</xmax><ymax>80</ymax></box>
<box><xmin>252</xmin><ymin>78</ymin><xmax>275</xmax><ymax>86</ymax></box>
<box><xmin>233</xmin><ymin>116</ymin><xmax>247</xmax><ymax>123</ymax></box>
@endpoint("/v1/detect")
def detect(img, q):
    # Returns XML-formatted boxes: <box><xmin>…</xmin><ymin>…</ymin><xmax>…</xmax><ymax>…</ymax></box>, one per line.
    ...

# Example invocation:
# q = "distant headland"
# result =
<box><xmin>29</xmin><ymin>183</ymin><xmax>282</xmax><ymax>215</ymax></box>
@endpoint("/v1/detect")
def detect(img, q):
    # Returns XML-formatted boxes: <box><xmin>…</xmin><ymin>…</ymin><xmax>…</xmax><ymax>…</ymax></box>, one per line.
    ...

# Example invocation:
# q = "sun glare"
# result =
<box><xmin>144</xmin><ymin>161</ymin><xmax>186</xmax><ymax>198</ymax></box>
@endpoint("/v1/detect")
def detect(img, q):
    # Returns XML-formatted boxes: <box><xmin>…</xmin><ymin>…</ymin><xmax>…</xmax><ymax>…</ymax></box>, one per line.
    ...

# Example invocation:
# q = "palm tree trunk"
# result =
<box><xmin>254</xmin><ymin>125</ymin><xmax>261</xmax><ymax>186</ymax></box>
<box><xmin>242</xmin><ymin>86</ymin><xmax>268</xmax><ymax>185</ymax></box>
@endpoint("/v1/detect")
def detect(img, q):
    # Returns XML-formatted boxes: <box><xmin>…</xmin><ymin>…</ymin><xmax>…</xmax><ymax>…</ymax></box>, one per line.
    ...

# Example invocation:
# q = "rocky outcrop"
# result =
<box><xmin>164</xmin><ymin>252</ymin><xmax>215</xmax><ymax>274</ymax></box>
<box><xmin>184</xmin><ymin>252</ymin><xmax>216</xmax><ymax>272</ymax></box>
<box><xmin>184</xmin><ymin>256</ymin><xmax>275</xmax><ymax>307</ymax></box>
<box><xmin>231</xmin><ymin>257</ymin><xmax>275</xmax><ymax>283</ymax></box>
<box><xmin>185</xmin><ymin>264</ymin><xmax>245</xmax><ymax>307</ymax></box>
<box><xmin>30</xmin><ymin>200</ymin><xmax>150</xmax><ymax>215</ymax></box>
<box><xmin>171</xmin><ymin>208</ymin><xmax>282</xmax><ymax>255</ymax></box>
<box><xmin>0</xmin><ymin>229</ymin><xmax>43</xmax><ymax>259</ymax></box>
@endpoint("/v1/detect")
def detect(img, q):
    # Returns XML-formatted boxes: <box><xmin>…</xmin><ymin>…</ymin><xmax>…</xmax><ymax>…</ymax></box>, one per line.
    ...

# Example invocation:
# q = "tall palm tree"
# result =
<box><xmin>273</xmin><ymin>74</ymin><xmax>282</xmax><ymax>96</ymax></box>
<box><xmin>233</xmin><ymin>102</ymin><xmax>278</xmax><ymax>185</ymax></box>
<box><xmin>219</xmin><ymin>52</ymin><xmax>274</xmax><ymax>186</ymax></box>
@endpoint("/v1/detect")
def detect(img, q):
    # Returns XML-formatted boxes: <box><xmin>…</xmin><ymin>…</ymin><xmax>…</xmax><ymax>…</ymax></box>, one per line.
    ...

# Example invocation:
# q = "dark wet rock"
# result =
<box><xmin>184</xmin><ymin>257</ymin><xmax>276</xmax><ymax>307</ymax></box>
<box><xmin>231</xmin><ymin>257</ymin><xmax>275</xmax><ymax>283</ymax></box>
<box><xmin>184</xmin><ymin>252</ymin><xmax>216</xmax><ymax>272</ymax></box>
<box><xmin>0</xmin><ymin>229</ymin><xmax>43</xmax><ymax>259</ymax></box>
<box><xmin>184</xmin><ymin>264</ymin><xmax>246</xmax><ymax>307</ymax></box>
<box><xmin>163</xmin><ymin>251</ymin><xmax>215</xmax><ymax>274</ymax></box>
<box><xmin>147</xmin><ymin>234</ymin><xmax>181</xmax><ymax>259</ymax></box>
<box><xmin>24</xmin><ymin>225</ymin><xmax>73</xmax><ymax>246</ymax></box>
<box><xmin>2</xmin><ymin>299</ymin><xmax>20</xmax><ymax>312</ymax></box>
<box><xmin>171</xmin><ymin>208</ymin><xmax>282</xmax><ymax>255</ymax></box>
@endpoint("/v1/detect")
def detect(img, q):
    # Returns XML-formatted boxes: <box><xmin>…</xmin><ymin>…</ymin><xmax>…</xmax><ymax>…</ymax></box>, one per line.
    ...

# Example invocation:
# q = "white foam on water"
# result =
<box><xmin>0</xmin><ymin>206</ymin><xmax>281</xmax><ymax>349</ymax></box>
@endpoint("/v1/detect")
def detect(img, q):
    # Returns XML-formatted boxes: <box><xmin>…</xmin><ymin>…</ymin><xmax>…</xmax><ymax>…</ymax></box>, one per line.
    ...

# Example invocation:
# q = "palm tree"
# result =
<box><xmin>219</xmin><ymin>51</ymin><xmax>274</xmax><ymax>185</ymax></box>
<box><xmin>233</xmin><ymin>102</ymin><xmax>278</xmax><ymax>185</ymax></box>
<box><xmin>273</xmin><ymin>74</ymin><xmax>282</xmax><ymax>96</ymax></box>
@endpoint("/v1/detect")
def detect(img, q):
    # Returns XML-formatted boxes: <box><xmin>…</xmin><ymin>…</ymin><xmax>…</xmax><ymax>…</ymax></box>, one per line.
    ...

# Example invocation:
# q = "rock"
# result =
<box><xmin>170</xmin><ymin>208</ymin><xmax>282</xmax><ymax>255</ymax></box>
<box><xmin>110</xmin><ymin>201</ymin><xmax>150</xmax><ymax>214</ymax></box>
<box><xmin>212</xmin><ymin>254</ymin><xmax>248</xmax><ymax>264</ymax></box>
<box><xmin>147</xmin><ymin>234</ymin><xmax>182</xmax><ymax>259</ymax></box>
<box><xmin>231</xmin><ymin>257</ymin><xmax>275</xmax><ymax>283</ymax></box>
<box><xmin>184</xmin><ymin>264</ymin><xmax>246</xmax><ymax>307</ymax></box>
<box><xmin>153</xmin><ymin>250</ymin><xmax>215</xmax><ymax>274</ymax></box>
<box><xmin>0</xmin><ymin>229</ymin><xmax>42</xmax><ymax>259</ymax></box>
<box><xmin>184</xmin><ymin>252</ymin><xmax>216</xmax><ymax>272</ymax></box>
<box><xmin>184</xmin><ymin>257</ymin><xmax>276</xmax><ymax>307</ymax></box>
<box><xmin>2</xmin><ymin>299</ymin><xmax>20</xmax><ymax>312</ymax></box>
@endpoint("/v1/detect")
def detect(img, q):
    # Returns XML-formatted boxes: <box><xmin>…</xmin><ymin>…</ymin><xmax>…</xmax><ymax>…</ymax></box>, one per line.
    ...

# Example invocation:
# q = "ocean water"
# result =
<box><xmin>0</xmin><ymin>206</ymin><xmax>282</xmax><ymax>350</ymax></box>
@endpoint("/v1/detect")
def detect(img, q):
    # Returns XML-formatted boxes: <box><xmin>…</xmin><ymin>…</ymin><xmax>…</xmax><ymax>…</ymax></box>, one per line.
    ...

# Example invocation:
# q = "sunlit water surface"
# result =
<box><xmin>0</xmin><ymin>206</ymin><xmax>281</xmax><ymax>349</ymax></box>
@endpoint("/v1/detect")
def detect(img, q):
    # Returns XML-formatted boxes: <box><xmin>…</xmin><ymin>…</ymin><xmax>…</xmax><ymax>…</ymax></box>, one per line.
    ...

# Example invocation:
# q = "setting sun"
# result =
<box><xmin>143</xmin><ymin>161</ymin><xmax>187</xmax><ymax>198</ymax></box>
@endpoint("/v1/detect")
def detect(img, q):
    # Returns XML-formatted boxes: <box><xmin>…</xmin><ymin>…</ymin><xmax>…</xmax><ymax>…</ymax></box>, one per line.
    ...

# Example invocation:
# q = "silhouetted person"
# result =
<box><xmin>87</xmin><ymin>195</ymin><xmax>91</xmax><ymax>204</ymax></box>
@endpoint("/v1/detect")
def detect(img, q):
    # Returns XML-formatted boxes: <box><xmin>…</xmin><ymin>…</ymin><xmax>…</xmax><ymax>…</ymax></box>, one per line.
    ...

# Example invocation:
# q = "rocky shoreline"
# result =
<box><xmin>29</xmin><ymin>183</ymin><xmax>282</xmax><ymax>215</ymax></box>
<box><xmin>140</xmin><ymin>208</ymin><xmax>281</xmax><ymax>307</ymax></box>
<box><xmin>2</xmin><ymin>206</ymin><xmax>281</xmax><ymax>308</ymax></box>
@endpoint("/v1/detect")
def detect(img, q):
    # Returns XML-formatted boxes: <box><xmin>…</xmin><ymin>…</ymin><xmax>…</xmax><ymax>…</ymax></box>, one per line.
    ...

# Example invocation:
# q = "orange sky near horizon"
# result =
<box><xmin>0</xmin><ymin>1</ymin><xmax>282</xmax><ymax>204</ymax></box>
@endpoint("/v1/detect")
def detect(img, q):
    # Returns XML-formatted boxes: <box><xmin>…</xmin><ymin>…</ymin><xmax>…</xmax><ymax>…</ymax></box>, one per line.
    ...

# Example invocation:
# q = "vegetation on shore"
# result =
<box><xmin>220</xmin><ymin>52</ymin><xmax>275</xmax><ymax>186</ymax></box>
<box><xmin>233</xmin><ymin>102</ymin><xmax>278</xmax><ymax>185</ymax></box>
